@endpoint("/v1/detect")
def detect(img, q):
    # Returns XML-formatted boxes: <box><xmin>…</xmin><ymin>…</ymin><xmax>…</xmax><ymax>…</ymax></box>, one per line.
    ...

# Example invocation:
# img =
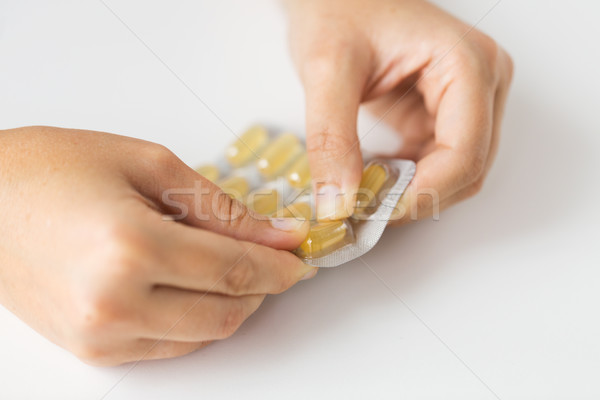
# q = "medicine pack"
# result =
<box><xmin>195</xmin><ymin>125</ymin><xmax>415</xmax><ymax>267</ymax></box>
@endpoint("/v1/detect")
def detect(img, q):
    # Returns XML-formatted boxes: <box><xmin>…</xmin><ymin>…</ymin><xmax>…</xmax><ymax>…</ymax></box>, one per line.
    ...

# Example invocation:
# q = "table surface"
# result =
<box><xmin>1</xmin><ymin>1</ymin><xmax>599</xmax><ymax>399</ymax></box>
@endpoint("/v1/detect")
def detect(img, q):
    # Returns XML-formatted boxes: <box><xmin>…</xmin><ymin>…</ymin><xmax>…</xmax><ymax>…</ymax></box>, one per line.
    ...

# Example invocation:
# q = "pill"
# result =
<box><xmin>257</xmin><ymin>133</ymin><xmax>303</xmax><ymax>179</ymax></box>
<box><xmin>226</xmin><ymin>125</ymin><xmax>269</xmax><ymax>168</ymax></box>
<box><xmin>247</xmin><ymin>189</ymin><xmax>280</xmax><ymax>215</ymax></box>
<box><xmin>298</xmin><ymin>221</ymin><xmax>348</xmax><ymax>257</ymax></box>
<box><xmin>285</xmin><ymin>153</ymin><xmax>311</xmax><ymax>189</ymax></box>
<box><xmin>274</xmin><ymin>201</ymin><xmax>313</xmax><ymax>220</ymax></box>
<box><xmin>195</xmin><ymin>164</ymin><xmax>220</xmax><ymax>182</ymax></box>
<box><xmin>355</xmin><ymin>163</ymin><xmax>388</xmax><ymax>212</ymax></box>
<box><xmin>218</xmin><ymin>176</ymin><xmax>249</xmax><ymax>200</ymax></box>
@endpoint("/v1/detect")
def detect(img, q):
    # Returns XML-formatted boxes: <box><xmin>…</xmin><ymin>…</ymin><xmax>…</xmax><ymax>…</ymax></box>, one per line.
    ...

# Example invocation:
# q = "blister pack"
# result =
<box><xmin>195</xmin><ymin>125</ymin><xmax>416</xmax><ymax>267</ymax></box>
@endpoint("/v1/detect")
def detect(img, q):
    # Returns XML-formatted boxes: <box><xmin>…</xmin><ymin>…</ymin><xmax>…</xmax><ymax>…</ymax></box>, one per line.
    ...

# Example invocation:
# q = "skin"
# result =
<box><xmin>1</xmin><ymin>0</ymin><xmax>513</xmax><ymax>366</ymax></box>
<box><xmin>0</xmin><ymin>126</ymin><xmax>316</xmax><ymax>366</ymax></box>
<box><xmin>285</xmin><ymin>0</ymin><xmax>513</xmax><ymax>222</ymax></box>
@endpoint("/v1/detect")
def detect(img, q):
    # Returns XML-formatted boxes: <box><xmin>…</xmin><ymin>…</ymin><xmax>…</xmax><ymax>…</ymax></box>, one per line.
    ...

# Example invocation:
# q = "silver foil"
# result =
<box><xmin>304</xmin><ymin>159</ymin><xmax>416</xmax><ymax>268</ymax></box>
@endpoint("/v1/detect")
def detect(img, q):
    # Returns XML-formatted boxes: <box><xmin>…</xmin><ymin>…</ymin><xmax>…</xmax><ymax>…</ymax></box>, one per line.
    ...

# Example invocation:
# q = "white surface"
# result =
<box><xmin>1</xmin><ymin>0</ymin><xmax>599</xmax><ymax>399</ymax></box>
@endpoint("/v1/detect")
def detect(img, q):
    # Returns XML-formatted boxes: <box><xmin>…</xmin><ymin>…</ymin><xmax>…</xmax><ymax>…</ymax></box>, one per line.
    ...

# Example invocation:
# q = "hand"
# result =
<box><xmin>0</xmin><ymin>126</ymin><xmax>315</xmax><ymax>366</ymax></box>
<box><xmin>285</xmin><ymin>0</ymin><xmax>513</xmax><ymax>222</ymax></box>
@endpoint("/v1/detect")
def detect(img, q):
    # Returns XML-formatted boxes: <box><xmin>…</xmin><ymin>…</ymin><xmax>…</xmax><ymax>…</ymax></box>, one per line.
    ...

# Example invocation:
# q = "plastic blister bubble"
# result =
<box><xmin>195</xmin><ymin>126</ymin><xmax>416</xmax><ymax>267</ymax></box>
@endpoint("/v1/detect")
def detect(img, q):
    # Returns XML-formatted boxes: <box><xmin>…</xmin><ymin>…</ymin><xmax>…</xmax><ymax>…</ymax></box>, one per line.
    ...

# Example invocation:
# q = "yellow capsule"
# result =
<box><xmin>256</xmin><ymin>133</ymin><xmax>303</xmax><ymax>179</ymax></box>
<box><xmin>226</xmin><ymin>125</ymin><xmax>269</xmax><ymax>168</ymax></box>
<box><xmin>355</xmin><ymin>163</ymin><xmax>388</xmax><ymax>211</ymax></box>
<box><xmin>273</xmin><ymin>202</ymin><xmax>313</xmax><ymax>220</ymax></box>
<box><xmin>218</xmin><ymin>176</ymin><xmax>249</xmax><ymax>200</ymax></box>
<box><xmin>195</xmin><ymin>164</ymin><xmax>220</xmax><ymax>182</ymax></box>
<box><xmin>247</xmin><ymin>189</ymin><xmax>280</xmax><ymax>215</ymax></box>
<box><xmin>285</xmin><ymin>153</ymin><xmax>311</xmax><ymax>189</ymax></box>
<box><xmin>298</xmin><ymin>221</ymin><xmax>347</xmax><ymax>257</ymax></box>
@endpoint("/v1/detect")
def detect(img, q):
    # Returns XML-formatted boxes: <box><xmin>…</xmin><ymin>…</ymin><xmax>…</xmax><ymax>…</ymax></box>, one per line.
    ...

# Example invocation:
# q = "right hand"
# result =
<box><xmin>286</xmin><ymin>0</ymin><xmax>513</xmax><ymax>221</ymax></box>
<box><xmin>0</xmin><ymin>126</ymin><xmax>315</xmax><ymax>366</ymax></box>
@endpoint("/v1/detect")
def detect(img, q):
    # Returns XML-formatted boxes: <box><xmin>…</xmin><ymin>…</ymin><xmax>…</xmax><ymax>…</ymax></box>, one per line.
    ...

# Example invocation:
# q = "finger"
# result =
<box><xmin>152</xmin><ymin>221</ymin><xmax>318</xmax><ymax>296</ymax></box>
<box><xmin>301</xmin><ymin>47</ymin><xmax>370</xmax><ymax>220</ymax></box>
<box><xmin>434</xmin><ymin>52</ymin><xmax>513</xmax><ymax>210</ymax></box>
<box><xmin>483</xmin><ymin>48</ymin><xmax>513</xmax><ymax>176</ymax></box>
<box><xmin>390</xmin><ymin>53</ymin><xmax>512</xmax><ymax>225</ymax></box>
<box><xmin>128</xmin><ymin>144</ymin><xmax>309</xmax><ymax>250</ymax></box>
<box><xmin>113</xmin><ymin>340</ymin><xmax>211</xmax><ymax>366</ymax></box>
<box><xmin>130</xmin><ymin>339</ymin><xmax>211</xmax><ymax>362</ymax></box>
<box><xmin>136</xmin><ymin>286</ymin><xmax>265</xmax><ymax>342</ymax></box>
<box><xmin>391</xmin><ymin>71</ymin><xmax>495</xmax><ymax>223</ymax></box>
<box><xmin>76</xmin><ymin>338</ymin><xmax>211</xmax><ymax>366</ymax></box>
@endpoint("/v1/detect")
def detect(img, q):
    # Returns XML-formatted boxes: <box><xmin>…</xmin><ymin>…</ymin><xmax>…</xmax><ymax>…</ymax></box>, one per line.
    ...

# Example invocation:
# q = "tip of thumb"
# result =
<box><xmin>267</xmin><ymin>217</ymin><xmax>311</xmax><ymax>250</ymax></box>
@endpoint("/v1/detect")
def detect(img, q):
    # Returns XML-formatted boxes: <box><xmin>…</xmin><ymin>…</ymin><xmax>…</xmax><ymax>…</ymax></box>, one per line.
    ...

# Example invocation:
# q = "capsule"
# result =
<box><xmin>273</xmin><ymin>201</ymin><xmax>313</xmax><ymax>220</ymax></box>
<box><xmin>285</xmin><ymin>153</ymin><xmax>311</xmax><ymax>189</ymax></box>
<box><xmin>256</xmin><ymin>133</ymin><xmax>303</xmax><ymax>179</ymax></box>
<box><xmin>355</xmin><ymin>163</ymin><xmax>388</xmax><ymax>212</ymax></box>
<box><xmin>247</xmin><ymin>189</ymin><xmax>280</xmax><ymax>215</ymax></box>
<box><xmin>298</xmin><ymin>221</ymin><xmax>348</xmax><ymax>257</ymax></box>
<box><xmin>195</xmin><ymin>164</ymin><xmax>220</xmax><ymax>182</ymax></box>
<box><xmin>218</xmin><ymin>176</ymin><xmax>249</xmax><ymax>200</ymax></box>
<box><xmin>226</xmin><ymin>125</ymin><xmax>269</xmax><ymax>168</ymax></box>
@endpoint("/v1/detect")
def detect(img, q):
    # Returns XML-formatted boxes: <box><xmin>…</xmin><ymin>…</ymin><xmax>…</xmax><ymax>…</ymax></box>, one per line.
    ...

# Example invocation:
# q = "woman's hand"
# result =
<box><xmin>0</xmin><ymin>126</ymin><xmax>315</xmax><ymax>366</ymax></box>
<box><xmin>285</xmin><ymin>0</ymin><xmax>513</xmax><ymax>222</ymax></box>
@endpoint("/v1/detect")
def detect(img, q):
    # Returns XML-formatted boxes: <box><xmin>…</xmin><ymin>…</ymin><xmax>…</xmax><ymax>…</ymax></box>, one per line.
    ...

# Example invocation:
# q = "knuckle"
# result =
<box><xmin>302</xmin><ymin>49</ymin><xmax>337</xmax><ymax>76</ymax></box>
<box><xmin>273</xmin><ymin>274</ymin><xmax>296</xmax><ymax>294</ymax></box>
<box><xmin>476</xmin><ymin>32</ymin><xmax>499</xmax><ymax>59</ymax></box>
<box><xmin>98</xmin><ymin>221</ymin><xmax>154</xmax><ymax>281</ymax></box>
<box><xmin>301</xmin><ymin>36</ymin><xmax>355</xmax><ymax>74</ymax></box>
<box><xmin>462</xmin><ymin>151</ymin><xmax>487</xmax><ymax>185</ymax></box>
<box><xmin>465</xmin><ymin>178</ymin><xmax>485</xmax><ymax>198</ymax></box>
<box><xmin>67</xmin><ymin>226</ymin><xmax>145</xmax><ymax>342</ymax></box>
<box><xmin>306</xmin><ymin>129</ymin><xmax>356</xmax><ymax>163</ymax></box>
<box><xmin>68</xmin><ymin>290</ymin><xmax>133</xmax><ymax>366</ymax></box>
<box><xmin>272</xmin><ymin>257</ymin><xmax>302</xmax><ymax>294</ymax></box>
<box><xmin>218</xmin><ymin>302</ymin><xmax>246</xmax><ymax>339</ymax></box>
<box><xmin>448</xmin><ymin>34</ymin><xmax>499</xmax><ymax>85</ymax></box>
<box><xmin>71</xmin><ymin>291</ymin><xmax>124</xmax><ymax>338</ymax></box>
<box><xmin>71</xmin><ymin>341</ymin><xmax>120</xmax><ymax>366</ymax></box>
<box><xmin>73</xmin><ymin>342</ymin><xmax>125</xmax><ymax>366</ymax></box>
<box><xmin>72</xmin><ymin>343</ymin><xmax>106</xmax><ymax>365</ymax></box>
<box><xmin>214</xmin><ymin>189</ymin><xmax>235</xmax><ymax>217</ymax></box>
<box><xmin>223</xmin><ymin>254</ymin><xmax>255</xmax><ymax>295</ymax></box>
<box><xmin>143</xmin><ymin>143</ymin><xmax>178</xmax><ymax>168</ymax></box>
<box><xmin>213</xmin><ymin>191</ymin><xmax>253</xmax><ymax>228</ymax></box>
<box><xmin>500</xmin><ymin>47</ymin><xmax>515</xmax><ymax>84</ymax></box>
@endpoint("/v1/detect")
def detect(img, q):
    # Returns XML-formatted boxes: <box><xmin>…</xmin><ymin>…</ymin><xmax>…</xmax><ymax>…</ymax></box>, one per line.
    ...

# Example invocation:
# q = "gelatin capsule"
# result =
<box><xmin>218</xmin><ymin>176</ymin><xmax>249</xmax><ymax>200</ymax></box>
<box><xmin>355</xmin><ymin>163</ymin><xmax>388</xmax><ymax>211</ymax></box>
<box><xmin>298</xmin><ymin>221</ymin><xmax>347</xmax><ymax>257</ymax></box>
<box><xmin>247</xmin><ymin>189</ymin><xmax>280</xmax><ymax>215</ymax></box>
<box><xmin>226</xmin><ymin>125</ymin><xmax>269</xmax><ymax>168</ymax></box>
<box><xmin>257</xmin><ymin>133</ymin><xmax>303</xmax><ymax>179</ymax></box>
<box><xmin>274</xmin><ymin>201</ymin><xmax>313</xmax><ymax>220</ymax></box>
<box><xmin>195</xmin><ymin>164</ymin><xmax>220</xmax><ymax>182</ymax></box>
<box><xmin>285</xmin><ymin>153</ymin><xmax>311</xmax><ymax>189</ymax></box>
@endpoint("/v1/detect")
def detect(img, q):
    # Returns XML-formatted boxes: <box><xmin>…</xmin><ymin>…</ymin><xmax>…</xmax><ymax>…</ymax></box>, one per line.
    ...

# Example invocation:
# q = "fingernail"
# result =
<box><xmin>316</xmin><ymin>184</ymin><xmax>343</xmax><ymax>220</ymax></box>
<box><xmin>301</xmin><ymin>267</ymin><xmax>318</xmax><ymax>281</ymax></box>
<box><xmin>270</xmin><ymin>217</ymin><xmax>307</xmax><ymax>232</ymax></box>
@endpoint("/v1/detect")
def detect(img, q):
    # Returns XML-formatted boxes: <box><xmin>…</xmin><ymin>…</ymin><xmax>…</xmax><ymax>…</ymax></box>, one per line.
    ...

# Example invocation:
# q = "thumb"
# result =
<box><xmin>132</xmin><ymin>146</ymin><xmax>309</xmax><ymax>251</ymax></box>
<box><xmin>301</xmin><ymin>53</ymin><xmax>367</xmax><ymax>220</ymax></box>
<box><xmin>204</xmin><ymin>188</ymin><xmax>310</xmax><ymax>252</ymax></box>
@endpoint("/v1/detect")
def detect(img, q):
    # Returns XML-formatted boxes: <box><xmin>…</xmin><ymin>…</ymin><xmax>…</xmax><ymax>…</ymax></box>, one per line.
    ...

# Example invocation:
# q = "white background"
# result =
<box><xmin>1</xmin><ymin>0</ymin><xmax>599</xmax><ymax>399</ymax></box>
